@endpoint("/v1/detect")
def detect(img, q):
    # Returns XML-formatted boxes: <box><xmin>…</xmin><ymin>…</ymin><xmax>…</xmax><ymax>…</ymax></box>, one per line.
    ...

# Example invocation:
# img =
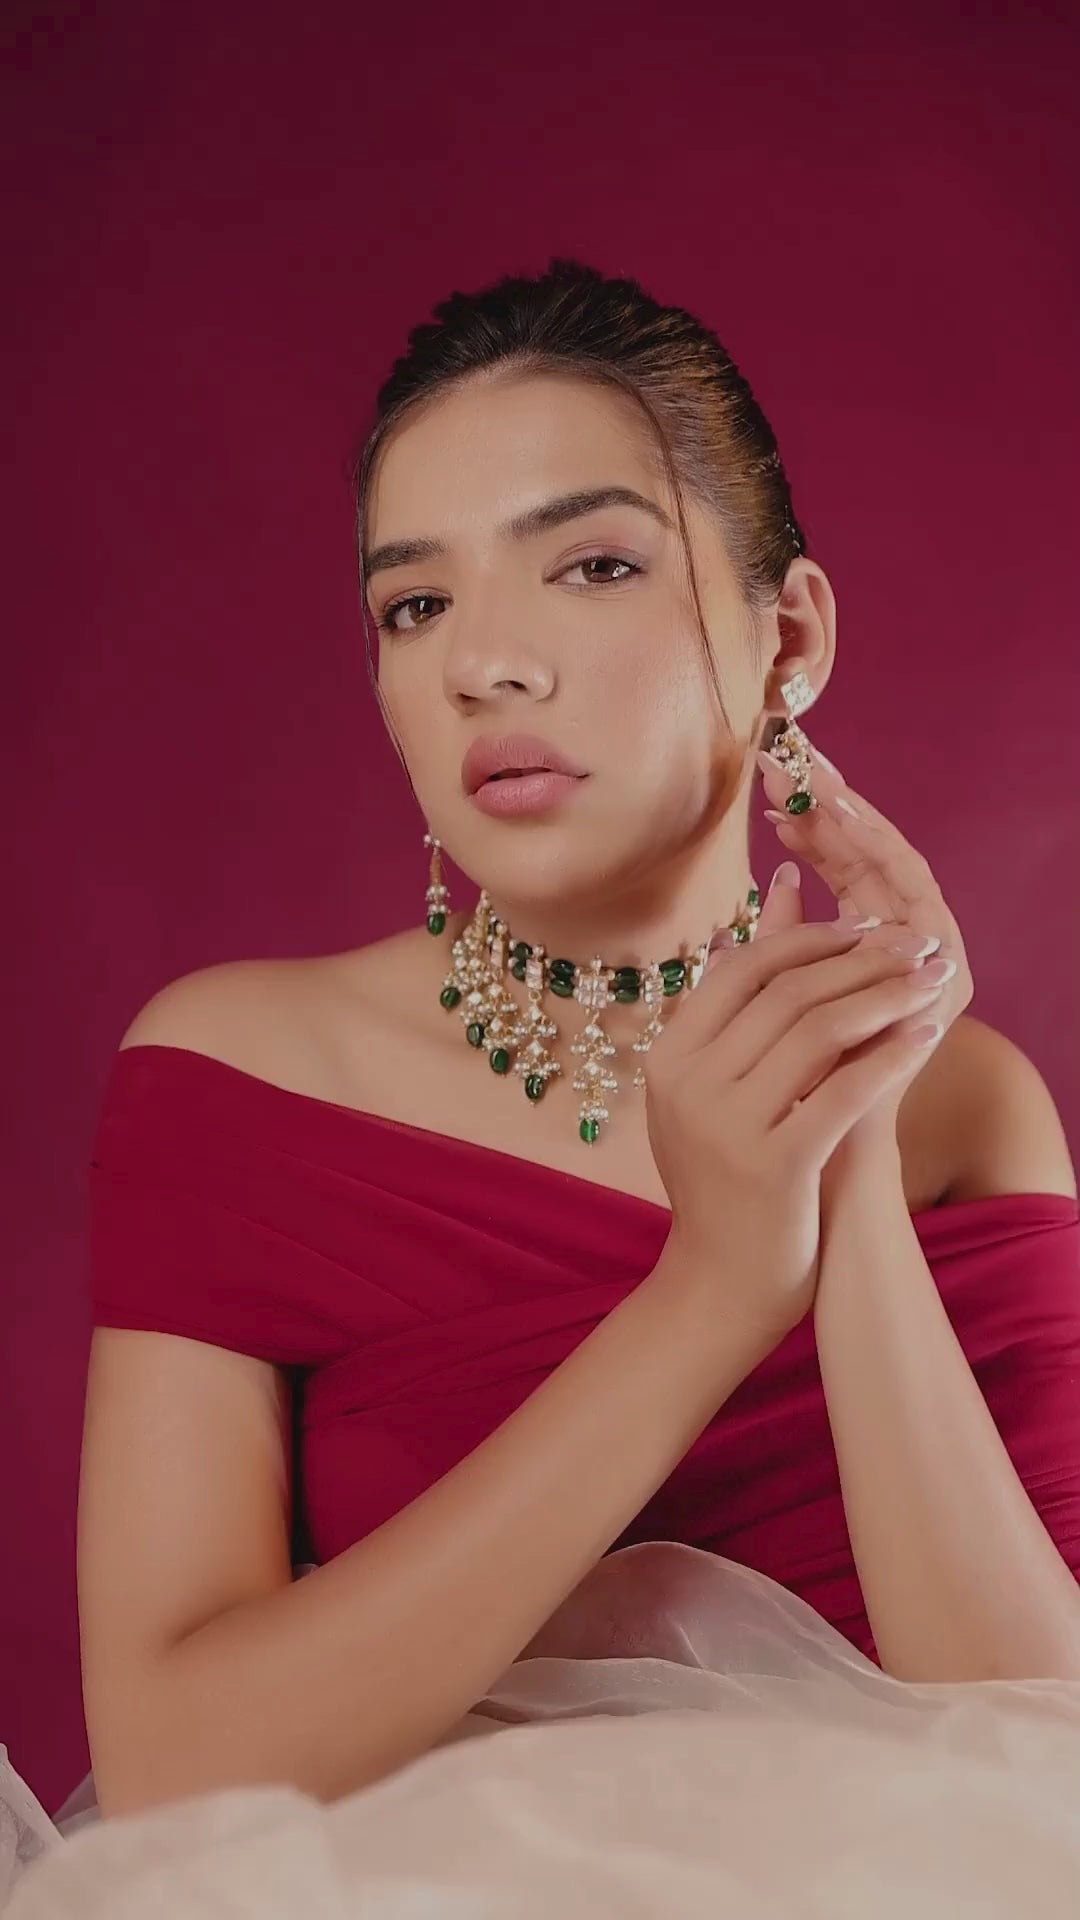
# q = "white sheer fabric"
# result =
<box><xmin>4</xmin><ymin>1544</ymin><xmax>1080</xmax><ymax>1916</ymax></box>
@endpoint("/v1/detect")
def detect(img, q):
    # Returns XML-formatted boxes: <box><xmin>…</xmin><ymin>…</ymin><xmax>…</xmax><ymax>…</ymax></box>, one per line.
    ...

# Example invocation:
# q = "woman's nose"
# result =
<box><xmin>444</xmin><ymin>639</ymin><xmax>556</xmax><ymax>705</ymax></box>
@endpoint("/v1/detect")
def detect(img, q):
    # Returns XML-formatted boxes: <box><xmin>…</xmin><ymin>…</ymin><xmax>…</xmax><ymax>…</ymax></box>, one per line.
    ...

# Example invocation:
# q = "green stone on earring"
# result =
<box><xmin>427</xmin><ymin>911</ymin><xmax>447</xmax><ymax>935</ymax></box>
<box><xmin>579</xmin><ymin>1117</ymin><xmax>600</xmax><ymax>1144</ymax></box>
<box><xmin>466</xmin><ymin>1021</ymin><xmax>485</xmax><ymax>1047</ymax></box>
<box><xmin>524</xmin><ymin>1074</ymin><xmax>546</xmax><ymax>1101</ymax></box>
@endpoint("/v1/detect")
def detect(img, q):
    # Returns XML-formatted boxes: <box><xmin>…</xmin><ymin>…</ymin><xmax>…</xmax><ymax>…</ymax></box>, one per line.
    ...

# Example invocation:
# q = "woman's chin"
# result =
<box><xmin>466</xmin><ymin>847</ymin><xmax>644</xmax><ymax>924</ymax></box>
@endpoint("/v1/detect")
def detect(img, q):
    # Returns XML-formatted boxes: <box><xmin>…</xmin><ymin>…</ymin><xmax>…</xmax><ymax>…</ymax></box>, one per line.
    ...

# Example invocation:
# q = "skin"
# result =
<box><xmin>344</xmin><ymin>365</ymin><xmax>949</xmax><ymax>1206</ymax></box>
<box><xmin>77</xmin><ymin>368</ymin><xmax>1077</xmax><ymax>1821</ymax></box>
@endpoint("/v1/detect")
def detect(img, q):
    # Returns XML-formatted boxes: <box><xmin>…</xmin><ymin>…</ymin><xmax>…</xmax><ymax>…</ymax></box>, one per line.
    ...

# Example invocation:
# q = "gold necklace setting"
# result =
<box><xmin>436</xmin><ymin>888</ymin><xmax>761</xmax><ymax>1145</ymax></box>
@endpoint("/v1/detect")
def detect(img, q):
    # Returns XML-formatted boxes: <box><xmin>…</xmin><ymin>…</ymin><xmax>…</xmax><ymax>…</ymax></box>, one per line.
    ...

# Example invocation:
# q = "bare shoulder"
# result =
<box><xmin>115</xmin><ymin>923</ymin><xmax>445</xmax><ymax>1079</ymax></box>
<box><xmin>117</xmin><ymin>956</ymin><xmax>304</xmax><ymax>1054</ymax></box>
<box><xmin>915</xmin><ymin>1013</ymin><xmax>1077</xmax><ymax>1205</ymax></box>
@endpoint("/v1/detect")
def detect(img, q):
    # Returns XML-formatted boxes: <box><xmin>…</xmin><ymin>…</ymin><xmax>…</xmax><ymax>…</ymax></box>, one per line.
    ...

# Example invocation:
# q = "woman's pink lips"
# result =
<box><xmin>469</xmin><ymin>770</ymin><xmax>588</xmax><ymax>818</ymax></box>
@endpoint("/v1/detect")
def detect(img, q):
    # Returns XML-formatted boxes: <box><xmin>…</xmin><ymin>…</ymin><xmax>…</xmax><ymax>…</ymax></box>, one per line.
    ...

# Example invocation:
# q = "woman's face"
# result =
<box><xmin>364</xmin><ymin>371</ymin><xmax>770</xmax><ymax>916</ymax></box>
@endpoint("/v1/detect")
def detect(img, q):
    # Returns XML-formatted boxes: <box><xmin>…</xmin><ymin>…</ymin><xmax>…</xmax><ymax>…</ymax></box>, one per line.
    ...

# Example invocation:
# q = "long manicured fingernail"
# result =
<box><xmin>768</xmin><ymin>861</ymin><xmax>801</xmax><ymax>894</ymax></box>
<box><xmin>811</xmin><ymin>744</ymin><xmax>842</xmax><ymax>776</ymax></box>
<box><xmin>830</xmin><ymin>793</ymin><xmax>861</xmax><ymax>819</ymax></box>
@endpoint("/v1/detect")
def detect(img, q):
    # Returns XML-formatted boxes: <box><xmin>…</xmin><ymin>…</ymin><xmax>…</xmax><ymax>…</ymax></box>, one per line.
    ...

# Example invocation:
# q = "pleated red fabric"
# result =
<box><xmin>87</xmin><ymin>1043</ymin><xmax>1080</xmax><ymax>1662</ymax></box>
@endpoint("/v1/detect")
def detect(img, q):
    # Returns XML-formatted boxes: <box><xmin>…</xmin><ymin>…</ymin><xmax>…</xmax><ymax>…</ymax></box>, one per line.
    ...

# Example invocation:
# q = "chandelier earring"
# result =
<box><xmin>761</xmin><ymin>670</ymin><xmax>821</xmax><ymax>813</ymax></box>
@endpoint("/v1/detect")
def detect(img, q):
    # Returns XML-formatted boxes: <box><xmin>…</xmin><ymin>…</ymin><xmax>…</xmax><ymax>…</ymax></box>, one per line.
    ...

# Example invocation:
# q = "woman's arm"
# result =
<box><xmin>813</xmin><ymin>1124</ymin><xmax>1080</xmax><ymax>1683</ymax></box>
<box><xmin>81</xmin><ymin>1242</ymin><xmax>771</xmax><ymax>1820</ymax></box>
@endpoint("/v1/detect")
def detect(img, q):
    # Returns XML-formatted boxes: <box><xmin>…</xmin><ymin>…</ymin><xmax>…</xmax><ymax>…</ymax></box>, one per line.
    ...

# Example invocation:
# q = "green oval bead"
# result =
<box><xmin>524</xmin><ymin>1073</ymin><xmax>546</xmax><ymax>1101</ymax></box>
<box><xmin>659</xmin><ymin>958</ymin><xmax>683</xmax><ymax>977</ymax></box>
<box><xmin>490</xmin><ymin>1047</ymin><xmax>511</xmax><ymax>1074</ymax></box>
<box><xmin>511</xmin><ymin>941</ymin><xmax>531</xmax><ymax>961</ymax></box>
<box><xmin>662</xmin><ymin>974</ymin><xmax>684</xmax><ymax>996</ymax></box>
<box><xmin>549</xmin><ymin>978</ymin><xmax>574</xmax><ymax>997</ymax></box>
<box><xmin>427</xmin><ymin>912</ymin><xmax>446</xmax><ymax>935</ymax></box>
<box><xmin>579</xmin><ymin>1118</ymin><xmax>600</xmax><ymax>1144</ymax></box>
<box><xmin>549</xmin><ymin>958</ymin><xmax>576</xmax><ymax>980</ymax></box>
<box><xmin>439</xmin><ymin>985</ymin><xmax>462</xmax><ymax>1009</ymax></box>
<box><xmin>614</xmin><ymin>984</ymin><xmax>639</xmax><ymax>1004</ymax></box>
<box><xmin>747</xmin><ymin>888</ymin><xmax>760</xmax><ymax>907</ymax></box>
<box><xmin>466</xmin><ymin>1022</ymin><xmax>485</xmax><ymax>1047</ymax></box>
<box><xmin>509</xmin><ymin>958</ymin><xmax>527</xmax><ymax>982</ymax></box>
<box><xmin>786</xmin><ymin>790</ymin><xmax>813</xmax><ymax>814</ymax></box>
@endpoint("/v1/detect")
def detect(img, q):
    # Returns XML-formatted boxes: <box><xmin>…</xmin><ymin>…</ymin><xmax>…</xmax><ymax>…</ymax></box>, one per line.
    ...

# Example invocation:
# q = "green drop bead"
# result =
<box><xmin>524</xmin><ymin>1074</ymin><xmax>546</xmax><ymax>1102</ymax></box>
<box><xmin>439</xmin><ymin>985</ymin><xmax>462</xmax><ymax>1009</ymax></box>
<box><xmin>427</xmin><ymin>911</ymin><xmax>446</xmax><ymax>935</ymax></box>
<box><xmin>490</xmin><ymin>1047</ymin><xmax>511</xmax><ymax>1074</ymax></box>
<box><xmin>579</xmin><ymin>1118</ymin><xmax>600</xmax><ymax>1144</ymax></box>
<box><xmin>786</xmin><ymin>791</ymin><xmax>813</xmax><ymax>815</ymax></box>
<box><xmin>466</xmin><ymin>1022</ymin><xmax>485</xmax><ymax>1048</ymax></box>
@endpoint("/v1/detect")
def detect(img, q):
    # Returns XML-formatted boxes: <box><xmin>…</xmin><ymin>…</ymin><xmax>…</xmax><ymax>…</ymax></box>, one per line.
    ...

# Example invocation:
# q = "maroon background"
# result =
<box><xmin>4</xmin><ymin>1</ymin><xmax>1078</xmax><ymax>1813</ymax></box>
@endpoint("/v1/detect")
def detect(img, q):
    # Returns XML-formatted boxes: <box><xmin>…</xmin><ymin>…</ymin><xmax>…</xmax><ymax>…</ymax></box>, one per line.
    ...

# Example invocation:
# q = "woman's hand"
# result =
<box><xmin>753</xmin><ymin>738</ymin><xmax>974</xmax><ymax>1140</ymax></box>
<box><xmin>644</xmin><ymin>921</ymin><xmax>952</xmax><ymax>1347</ymax></box>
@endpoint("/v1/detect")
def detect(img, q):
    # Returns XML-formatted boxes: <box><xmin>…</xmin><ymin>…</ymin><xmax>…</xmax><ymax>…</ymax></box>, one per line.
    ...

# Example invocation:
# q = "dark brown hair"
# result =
<box><xmin>351</xmin><ymin>256</ymin><xmax>807</xmax><ymax>751</ymax></box>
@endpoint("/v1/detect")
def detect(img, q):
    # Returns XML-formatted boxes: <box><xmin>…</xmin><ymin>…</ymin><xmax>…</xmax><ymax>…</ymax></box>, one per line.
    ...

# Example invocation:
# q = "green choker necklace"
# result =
<box><xmin>435</xmin><ymin>886</ymin><xmax>761</xmax><ymax>1145</ymax></box>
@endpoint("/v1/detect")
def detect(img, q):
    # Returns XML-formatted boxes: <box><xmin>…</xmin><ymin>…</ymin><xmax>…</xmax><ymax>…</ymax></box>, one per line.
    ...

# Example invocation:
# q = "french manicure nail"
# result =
<box><xmin>831</xmin><ymin>794</ymin><xmax>861</xmax><ymax>819</ymax></box>
<box><xmin>768</xmin><ymin>861</ymin><xmax>801</xmax><ymax>894</ymax></box>
<box><xmin>918</xmin><ymin>956</ymin><xmax>957</xmax><ymax>986</ymax></box>
<box><xmin>910</xmin><ymin>1019</ymin><xmax>945</xmax><ymax>1049</ymax></box>
<box><xmin>885</xmin><ymin>931</ymin><xmax>941</xmax><ymax>959</ymax></box>
<box><xmin>811</xmin><ymin>744</ymin><xmax>841</xmax><ymax>775</ymax></box>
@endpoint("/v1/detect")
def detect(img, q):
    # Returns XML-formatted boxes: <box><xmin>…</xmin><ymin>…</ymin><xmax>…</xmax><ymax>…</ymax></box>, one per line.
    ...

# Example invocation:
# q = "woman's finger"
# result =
<box><xmin>755</xmin><ymin>739</ymin><xmax>973</xmax><ymax>1022</ymax></box>
<box><xmin>756</xmin><ymin>746</ymin><xmax>954</xmax><ymax>946</ymax></box>
<box><xmin>750</xmin><ymin>860</ymin><xmax>807</xmax><ymax>941</ymax></box>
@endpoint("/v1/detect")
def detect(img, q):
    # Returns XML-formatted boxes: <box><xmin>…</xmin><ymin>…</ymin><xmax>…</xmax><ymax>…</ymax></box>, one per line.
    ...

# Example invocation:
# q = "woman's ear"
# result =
<box><xmin>763</xmin><ymin>560</ymin><xmax>837</xmax><ymax>716</ymax></box>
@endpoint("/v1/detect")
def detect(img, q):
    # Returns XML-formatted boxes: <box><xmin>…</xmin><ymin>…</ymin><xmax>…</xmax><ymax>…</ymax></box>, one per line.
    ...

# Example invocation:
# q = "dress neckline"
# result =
<box><xmin>112</xmin><ymin>1042</ymin><xmax>1079</xmax><ymax>1229</ymax></box>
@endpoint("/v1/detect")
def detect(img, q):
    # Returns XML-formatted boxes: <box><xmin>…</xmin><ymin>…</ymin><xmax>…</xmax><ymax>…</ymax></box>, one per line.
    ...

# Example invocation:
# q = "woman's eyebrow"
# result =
<box><xmin>362</xmin><ymin>485</ymin><xmax>673</xmax><ymax>583</ymax></box>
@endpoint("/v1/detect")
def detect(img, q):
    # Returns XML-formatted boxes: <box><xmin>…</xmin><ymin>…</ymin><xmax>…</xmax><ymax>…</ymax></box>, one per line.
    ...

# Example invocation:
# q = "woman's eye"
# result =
<box><xmin>375</xmin><ymin>555</ymin><xmax>641</xmax><ymax>634</ymax></box>
<box><xmin>562</xmin><ymin>554</ymin><xmax>642</xmax><ymax>588</ymax></box>
<box><xmin>375</xmin><ymin>593</ymin><xmax>446</xmax><ymax>635</ymax></box>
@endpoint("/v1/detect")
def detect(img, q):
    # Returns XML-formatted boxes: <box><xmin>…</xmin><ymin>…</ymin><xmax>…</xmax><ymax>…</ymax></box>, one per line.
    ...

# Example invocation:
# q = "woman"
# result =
<box><xmin>5</xmin><ymin>257</ymin><xmax>1080</xmax><ymax>1913</ymax></box>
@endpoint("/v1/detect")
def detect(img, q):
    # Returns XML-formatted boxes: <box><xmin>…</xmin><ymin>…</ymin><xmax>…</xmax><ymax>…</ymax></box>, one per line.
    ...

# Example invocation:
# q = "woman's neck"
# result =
<box><xmin>481</xmin><ymin>843</ymin><xmax>759</xmax><ymax>972</ymax></box>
